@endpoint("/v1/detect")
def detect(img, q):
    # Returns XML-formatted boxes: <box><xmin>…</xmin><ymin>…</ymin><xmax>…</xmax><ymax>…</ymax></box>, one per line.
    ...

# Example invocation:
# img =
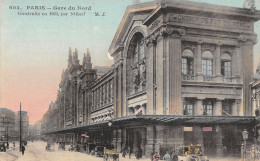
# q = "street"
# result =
<box><xmin>0</xmin><ymin>141</ymin><xmax>243</xmax><ymax>161</ymax></box>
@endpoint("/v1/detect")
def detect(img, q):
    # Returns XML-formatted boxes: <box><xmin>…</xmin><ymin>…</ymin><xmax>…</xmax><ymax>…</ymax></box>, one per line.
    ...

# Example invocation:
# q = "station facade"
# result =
<box><xmin>42</xmin><ymin>0</ymin><xmax>260</xmax><ymax>158</ymax></box>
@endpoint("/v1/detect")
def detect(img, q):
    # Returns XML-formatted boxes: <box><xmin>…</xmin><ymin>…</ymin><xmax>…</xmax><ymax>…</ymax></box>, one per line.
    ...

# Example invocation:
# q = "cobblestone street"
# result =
<box><xmin>0</xmin><ymin>141</ymin><xmax>244</xmax><ymax>161</ymax></box>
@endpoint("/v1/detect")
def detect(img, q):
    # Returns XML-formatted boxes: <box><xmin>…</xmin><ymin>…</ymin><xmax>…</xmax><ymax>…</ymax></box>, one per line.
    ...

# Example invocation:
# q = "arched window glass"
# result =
<box><xmin>132</xmin><ymin>39</ymin><xmax>144</xmax><ymax>65</ymax></box>
<box><xmin>182</xmin><ymin>49</ymin><xmax>194</xmax><ymax>75</ymax></box>
<box><xmin>221</xmin><ymin>53</ymin><xmax>232</xmax><ymax>77</ymax></box>
<box><xmin>202</xmin><ymin>51</ymin><xmax>213</xmax><ymax>76</ymax></box>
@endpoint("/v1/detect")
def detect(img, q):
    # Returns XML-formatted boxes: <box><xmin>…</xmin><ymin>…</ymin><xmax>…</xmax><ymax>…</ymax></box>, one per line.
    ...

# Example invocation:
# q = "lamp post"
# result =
<box><xmin>242</xmin><ymin>129</ymin><xmax>249</xmax><ymax>161</ymax></box>
<box><xmin>19</xmin><ymin>102</ymin><xmax>22</xmax><ymax>152</ymax></box>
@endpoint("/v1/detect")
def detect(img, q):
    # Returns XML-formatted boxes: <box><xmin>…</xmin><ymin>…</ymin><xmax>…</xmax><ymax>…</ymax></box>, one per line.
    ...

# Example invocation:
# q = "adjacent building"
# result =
<box><xmin>0</xmin><ymin>108</ymin><xmax>17</xmax><ymax>141</ymax></box>
<box><xmin>42</xmin><ymin>0</ymin><xmax>260</xmax><ymax>158</ymax></box>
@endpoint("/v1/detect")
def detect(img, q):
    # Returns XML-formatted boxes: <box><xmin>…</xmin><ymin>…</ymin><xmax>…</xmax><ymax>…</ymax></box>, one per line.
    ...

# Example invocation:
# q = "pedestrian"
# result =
<box><xmin>222</xmin><ymin>146</ymin><xmax>227</xmax><ymax>157</ymax></box>
<box><xmin>128</xmin><ymin>147</ymin><xmax>132</xmax><ymax>159</ymax></box>
<box><xmin>153</xmin><ymin>151</ymin><xmax>159</xmax><ymax>161</ymax></box>
<box><xmin>21</xmin><ymin>144</ymin><xmax>25</xmax><ymax>155</ymax></box>
<box><xmin>122</xmin><ymin>148</ymin><xmax>126</xmax><ymax>158</ymax></box>
<box><xmin>163</xmin><ymin>151</ymin><xmax>171</xmax><ymax>161</ymax></box>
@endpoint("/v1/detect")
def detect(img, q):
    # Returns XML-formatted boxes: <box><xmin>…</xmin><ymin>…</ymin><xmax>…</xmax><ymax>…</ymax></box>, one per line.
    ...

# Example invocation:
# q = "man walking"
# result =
<box><xmin>21</xmin><ymin>144</ymin><xmax>25</xmax><ymax>155</ymax></box>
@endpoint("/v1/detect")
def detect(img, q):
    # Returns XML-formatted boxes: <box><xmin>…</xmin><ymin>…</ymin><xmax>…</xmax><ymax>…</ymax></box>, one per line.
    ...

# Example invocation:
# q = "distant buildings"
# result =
<box><xmin>29</xmin><ymin>125</ymin><xmax>41</xmax><ymax>140</ymax></box>
<box><xmin>0</xmin><ymin>108</ymin><xmax>17</xmax><ymax>141</ymax></box>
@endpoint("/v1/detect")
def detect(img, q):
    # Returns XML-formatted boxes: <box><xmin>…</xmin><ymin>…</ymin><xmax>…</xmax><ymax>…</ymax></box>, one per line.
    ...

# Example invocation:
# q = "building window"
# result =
<box><xmin>182</xmin><ymin>58</ymin><xmax>193</xmax><ymax>75</ymax></box>
<box><xmin>182</xmin><ymin>49</ymin><xmax>194</xmax><ymax>75</ymax></box>
<box><xmin>221</xmin><ymin>61</ymin><xmax>231</xmax><ymax>77</ymax></box>
<box><xmin>183</xmin><ymin>98</ymin><xmax>194</xmax><ymax>115</ymax></box>
<box><xmin>202</xmin><ymin>51</ymin><xmax>213</xmax><ymax>76</ymax></box>
<box><xmin>132</xmin><ymin>37</ymin><xmax>145</xmax><ymax>66</ymax></box>
<box><xmin>221</xmin><ymin>53</ymin><xmax>232</xmax><ymax>77</ymax></box>
<box><xmin>203</xmin><ymin>100</ymin><xmax>213</xmax><ymax>116</ymax></box>
<box><xmin>202</xmin><ymin>59</ymin><xmax>213</xmax><ymax>76</ymax></box>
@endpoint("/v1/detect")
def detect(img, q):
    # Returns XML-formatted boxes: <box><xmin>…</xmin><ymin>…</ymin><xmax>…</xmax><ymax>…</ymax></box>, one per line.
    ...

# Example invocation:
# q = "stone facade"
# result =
<box><xmin>0</xmin><ymin>108</ymin><xmax>17</xmax><ymax>141</ymax></box>
<box><xmin>41</xmin><ymin>0</ymin><xmax>260</xmax><ymax>158</ymax></box>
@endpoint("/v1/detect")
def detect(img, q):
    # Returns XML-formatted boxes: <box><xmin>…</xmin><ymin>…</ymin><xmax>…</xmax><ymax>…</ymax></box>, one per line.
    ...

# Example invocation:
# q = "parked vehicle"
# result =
<box><xmin>95</xmin><ymin>146</ymin><xmax>104</xmax><ymax>157</ymax></box>
<box><xmin>0</xmin><ymin>141</ymin><xmax>6</xmax><ymax>152</ymax></box>
<box><xmin>103</xmin><ymin>147</ymin><xmax>119</xmax><ymax>161</ymax></box>
<box><xmin>58</xmin><ymin>142</ymin><xmax>65</xmax><ymax>151</ymax></box>
<box><xmin>45</xmin><ymin>142</ymin><xmax>55</xmax><ymax>152</ymax></box>
<box><xmin>175</xmin><ymin>145</ymin><xmax>209</xmax><ymax>161</ymax></box>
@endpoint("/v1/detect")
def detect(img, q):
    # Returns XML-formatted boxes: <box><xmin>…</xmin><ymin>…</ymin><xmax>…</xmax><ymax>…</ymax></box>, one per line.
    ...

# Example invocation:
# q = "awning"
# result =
<box><xmin>43</xmin><ymin>115</ymin><xmax>255</xmax><ymax>134</ymax></box>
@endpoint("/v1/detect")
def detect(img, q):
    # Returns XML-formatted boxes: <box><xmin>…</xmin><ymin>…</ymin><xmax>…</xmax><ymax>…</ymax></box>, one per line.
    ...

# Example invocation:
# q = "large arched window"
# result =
<box><xmin>202</xmin><ymin>51</ymin><xmax>213</xmax><ymax>76</ymax></box>
<box><xmin>126</xmin><ymin>32</ymin><xmax>146</xmax><ymax>95</ymax></box>
<box><xmin>132</xmin><ymin>36</ymin><xmax>145</xmax><ymax>66</ymax></box>
<box><xmin>182</xmin><ymin>49</ymin><xmax>194</xmax><ymax>75</ymax></box>
<box><xmin>221</xmin><ymin>53</ymin><xmax>232</xmax><ymax>77</ymax></box>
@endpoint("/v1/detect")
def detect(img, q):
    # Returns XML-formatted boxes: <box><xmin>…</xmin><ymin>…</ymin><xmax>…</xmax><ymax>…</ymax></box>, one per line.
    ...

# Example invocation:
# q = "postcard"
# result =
<box><xmin>0</xmin><ymin>0</ymin><xmax>260</xmax><ymax>161</ymax></box>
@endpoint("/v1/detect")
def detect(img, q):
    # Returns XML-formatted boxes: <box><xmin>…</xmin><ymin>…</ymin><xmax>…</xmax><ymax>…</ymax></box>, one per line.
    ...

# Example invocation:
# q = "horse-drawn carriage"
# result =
<box><xmin>103</xmin><ymin>147</ymin><xmax>119</xmax><ymax>161</ymax></box>
<box><xmin>45</xmin><ymin>141</ymin><xmax>55</xmax><ymax>152</ymax></box>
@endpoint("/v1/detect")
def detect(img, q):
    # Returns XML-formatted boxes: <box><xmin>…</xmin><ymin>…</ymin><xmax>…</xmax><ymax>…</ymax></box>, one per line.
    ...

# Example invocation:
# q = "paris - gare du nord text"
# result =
<box><xmin>41</xmin><ymin>0</ymin><xmax>260</xmax><ymax>158</ymax></box>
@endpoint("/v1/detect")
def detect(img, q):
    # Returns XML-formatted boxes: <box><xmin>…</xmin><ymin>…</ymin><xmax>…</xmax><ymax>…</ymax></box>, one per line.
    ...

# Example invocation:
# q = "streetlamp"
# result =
<box><xmin>242</xmin><ymin>129</ymin><xmax>249</xmax><ymax>160</ymax></box>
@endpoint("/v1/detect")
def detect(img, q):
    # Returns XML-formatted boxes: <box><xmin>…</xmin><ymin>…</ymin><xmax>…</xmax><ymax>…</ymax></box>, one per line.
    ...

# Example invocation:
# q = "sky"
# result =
<box><xmin>0</xmin><ymin>0</ymin><xmax>260</xmax><ymax>125</ymax></box>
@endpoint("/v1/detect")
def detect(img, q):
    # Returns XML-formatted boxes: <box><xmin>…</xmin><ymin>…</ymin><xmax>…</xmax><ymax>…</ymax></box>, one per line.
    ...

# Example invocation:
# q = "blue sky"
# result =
<box><xmin>0</xmin><ymin>0</ymin><xmax>260</xmax><ymax>124</ymax></box>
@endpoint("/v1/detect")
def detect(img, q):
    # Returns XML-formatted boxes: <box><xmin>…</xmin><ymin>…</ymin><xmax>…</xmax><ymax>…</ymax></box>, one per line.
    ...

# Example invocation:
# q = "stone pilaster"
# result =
<box><xmin>146</xmin><ymin>42</ymin><xmax>155</xmax><ymax>114</ymax></box>
<box><xmin>215</xmin><ymin>44</ymin><xmax>222</xmax><ymax>82</ymax></box>
<box><xmin>117</xmin><ymin>129</ymin><xmax>122</xmax><ymax>153</ymax></box>
<box><xmin>196</xmin><ymin>42</ymin><xmax>203</xmax><ymax>81</ymax></box>
<box><xmin>156</xmin><ymin>35</ymin><xmax>165</xmax><ymax>114</ymax></box>
<box><xmin>194</xmin><ymin>125</ymin><xmax>203</xmax><ymax>145</ymax></box>
<box><xmin>145</xmin><ymin>126</ymin><xmax>154</xmax><ymax>157</ymax></box>
<box><xmin>214</xmin><ymin>99</ymin><xmax>222</xmax><ymax>116</ymax></box>
<box><xmin>154</xmin><ymin>126</ymin><xmax>164</xmax><ymax>155</ymax></box>
<box><xmin>238</xmin><ymin>34</ymin><xmax>256</xmax><ymax>116</ymax></box>
<box><xmin>112</xmin><ymin>129</ymin><xmax>117</xmax><ymax>148</ymax></box>
<box><xmin>216</xmin><ymin>126</ymin><xmax>223</xmax><ymax>156</ymax></box>
<box><xmin>168</xmin><ymin>31</ymin><xmax>183</xmax><ymax>115</ymax></box>
<box><xmin>195</xmin><ymin>99</ymin><xmax>203</xmax><ymax>115</ymax></box>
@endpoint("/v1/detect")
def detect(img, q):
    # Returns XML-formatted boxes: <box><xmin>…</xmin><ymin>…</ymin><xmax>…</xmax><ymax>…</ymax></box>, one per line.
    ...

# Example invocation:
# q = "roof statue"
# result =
<box><xmin>68</xmin><ymin>47</ymin><xmax>72</xmax><ymax>66</ymax></box>
<box><xmin>243</xmin><ymin>0</ymin><xmax>256</xmax><ymax>12</ymax></box>
<box><xmin>253</xmin><ymin>63</ymin><xmax>260</xmax><ymax>81</ymax></box>
<box><xmin>86</xmin><ymin>48</ymin><xmax>91</xmax><ymax>63</ymax></box>
<box><xmin>83</xmin><ymin>49</ymin><xmax>92</xmax><ymax>69</ymax></box>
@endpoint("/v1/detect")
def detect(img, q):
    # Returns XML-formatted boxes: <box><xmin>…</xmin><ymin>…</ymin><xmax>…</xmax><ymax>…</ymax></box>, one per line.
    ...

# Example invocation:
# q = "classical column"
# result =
<box><xmin>196</xmin><ymin>99</ymin><xmax>203</xmax><ymax>115</ymax></box>
<box><xmin>216</xmin><ymin>125</ymin><xmax>223</xmax><ymax>156</ymax></box>
<box><xmin>154</xmin><ymin>126</ymin><xmax>164</xmax><ymax>156</ymax></box>
<box><xmin>117</xmin><ymin>129</ymin><xmax>122</xmax><ymax>153</ymax></box>
<box><xmin>145</xmin><ymin>126</ymin><xmax>154</xmax><ymax>157</ymax></box>
<box><xmin>215</xmin><ymin>44</ymin><xmax>222</xmax><ymax>82</ymax></box>
<box><xmin>156</xmin><ymin>35</ymin><xmax>164</xmax><ymax>114</ymax></box>
<box><xmin>196</xmin><ymin>42</ymin><xmax>203</xmax><ymax>81</ymax></box>
<box><xmin>112</xmin><ymin>129</ymin><xmax>117</xmax><ymax>148</ymax></box>
<box><xmin>118</xmin><ymin>63</ymin><xmax>123</xmax><ymax>117</ymax></box>
<box><xmin>141</xmin><ymin>128</ymin><xmax>146</xmax><ymax>156</ymax></box>
<box><xmin>214</xmin><ymin>99</ymin><xmax>222</xmax><ymax>116</ymax></box>
<box><xmin>146</xmin><ymin>41</ymin><xmax>155</xmax><ymax>115</ymax></box>
<box><xmin>168</xmin><ymin>27</ymin><xmax>185</xmax><ymax>115</ymax></box>
<box><xmin>238</xmin><ymin>34</ymin><xmax>256</xmax><ymax>116</ymax></box>
<box><xmin>233</xmin><ymin>47</ymin><xmax>240</xmax><ymax>82</ymax></box>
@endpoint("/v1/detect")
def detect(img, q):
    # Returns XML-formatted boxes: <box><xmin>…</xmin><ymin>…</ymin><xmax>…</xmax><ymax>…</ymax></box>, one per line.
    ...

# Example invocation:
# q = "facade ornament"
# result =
<box><xmin>238</xmin><ymin>34</ymin><xmax>258</xmax><ymax>44</ymax></box>
<box><xmin>145</xmin><ymin>26</ymin><xmax>186</xmax><ymax>46</ymax></box>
